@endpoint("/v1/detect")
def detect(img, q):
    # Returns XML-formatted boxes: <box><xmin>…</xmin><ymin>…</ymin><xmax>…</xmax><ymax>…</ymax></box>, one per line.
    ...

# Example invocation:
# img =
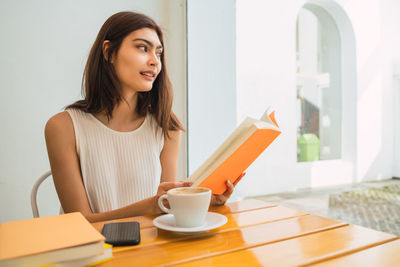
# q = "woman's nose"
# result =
<box><xmin>149</xmin><ymin>53</ymin><xmax>160</xmax><ymax>67</ymax></box>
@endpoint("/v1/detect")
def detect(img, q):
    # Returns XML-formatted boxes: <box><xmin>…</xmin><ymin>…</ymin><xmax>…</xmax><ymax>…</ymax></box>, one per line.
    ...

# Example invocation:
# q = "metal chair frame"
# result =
<box><xmin>30</xmin><ymin>170</ymin><xmax>52</xmax><ymax>218</ymax></box>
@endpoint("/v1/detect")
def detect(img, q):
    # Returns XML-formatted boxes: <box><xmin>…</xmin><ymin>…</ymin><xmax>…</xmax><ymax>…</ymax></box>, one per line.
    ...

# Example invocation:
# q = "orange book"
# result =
<box><xmin>0</xmin><ymin>212</ymin><xmax>105</xmax><ymax>266</ymax></box>
<box><xmin>187</xmin><ymin>107</ymin><xmax>281</xmax><ymax>194</ymax></box>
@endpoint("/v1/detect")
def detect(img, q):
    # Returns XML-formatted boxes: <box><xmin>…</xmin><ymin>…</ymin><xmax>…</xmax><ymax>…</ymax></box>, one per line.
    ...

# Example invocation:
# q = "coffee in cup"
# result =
<box><xmin>158</xmin><ymin>187</ymin><xmax>211</xmax><ymax>227</ymax></box>
<box><xmin>172</xmin><ymin>188</ymin><xmax>207</xmax><ymax>194</ymax></box>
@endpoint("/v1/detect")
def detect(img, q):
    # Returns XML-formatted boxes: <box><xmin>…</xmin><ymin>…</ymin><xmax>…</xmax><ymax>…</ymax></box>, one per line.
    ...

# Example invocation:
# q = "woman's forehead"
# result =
<box><xmin>126</xmin><ymin>28</ymin><xmax>162</xmax><ymax>47</ymax></box>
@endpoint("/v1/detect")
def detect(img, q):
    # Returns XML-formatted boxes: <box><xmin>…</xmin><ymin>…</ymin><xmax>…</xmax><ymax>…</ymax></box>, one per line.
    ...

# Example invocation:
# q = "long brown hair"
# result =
<box><xmin>67</xmin><ymin>11</ymin><xmax>183</xmax><ymax>137</ymax></box>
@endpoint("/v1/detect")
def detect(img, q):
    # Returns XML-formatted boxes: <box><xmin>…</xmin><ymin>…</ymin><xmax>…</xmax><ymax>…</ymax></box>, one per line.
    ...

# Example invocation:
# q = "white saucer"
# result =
<box><xmin>153</xmin><ymin>212</ymin><xmax>227</xmax><ymax>234</ymax></box>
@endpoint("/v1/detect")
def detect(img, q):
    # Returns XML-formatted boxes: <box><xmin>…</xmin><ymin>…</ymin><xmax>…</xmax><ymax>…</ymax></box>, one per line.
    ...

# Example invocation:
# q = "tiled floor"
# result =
<box><xmin>251</xmin><ymin>178</ymin><xmax>400</xmax><ymax>236</ymax></box>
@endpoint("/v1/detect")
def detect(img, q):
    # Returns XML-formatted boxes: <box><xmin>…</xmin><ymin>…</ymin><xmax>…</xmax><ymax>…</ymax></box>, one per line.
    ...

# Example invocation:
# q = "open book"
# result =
<box><xmin>187</xmin><ymin>107</ymin><xmax>281</xmax><ymax>194</ymax></box>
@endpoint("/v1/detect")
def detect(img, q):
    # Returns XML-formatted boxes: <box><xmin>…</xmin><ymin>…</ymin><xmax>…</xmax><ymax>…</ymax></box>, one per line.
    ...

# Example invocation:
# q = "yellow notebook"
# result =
<box><xmin>0</xmin><ymin>212</ymin><xmax>105</xmax><ymax>267</ymax></box>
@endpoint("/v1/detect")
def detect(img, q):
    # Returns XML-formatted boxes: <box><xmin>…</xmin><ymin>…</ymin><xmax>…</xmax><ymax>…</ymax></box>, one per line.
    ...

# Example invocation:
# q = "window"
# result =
<box><xmin>296</xmin><ymin>4</ymin><xmax>342</xmax><ymax>162</ymax></box>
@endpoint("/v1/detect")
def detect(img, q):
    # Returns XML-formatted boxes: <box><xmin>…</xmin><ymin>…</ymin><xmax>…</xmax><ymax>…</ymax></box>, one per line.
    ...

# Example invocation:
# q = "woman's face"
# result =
<box><xmin>109</xmin><ymin>28</ymin><xmax>163</xmax><ymax>93</ymax></box>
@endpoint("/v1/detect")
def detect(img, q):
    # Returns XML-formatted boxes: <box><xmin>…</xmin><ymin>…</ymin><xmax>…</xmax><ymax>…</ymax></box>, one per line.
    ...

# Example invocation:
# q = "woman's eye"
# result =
<box><xmin>138</xmin><ymin>45</ymin><xmax>147</xmax><ymax>52</ymax></box>
<box><xmin>156</xmin><ymin>51</ymin><xmax>163</xmax><ymax>57</ymax></box>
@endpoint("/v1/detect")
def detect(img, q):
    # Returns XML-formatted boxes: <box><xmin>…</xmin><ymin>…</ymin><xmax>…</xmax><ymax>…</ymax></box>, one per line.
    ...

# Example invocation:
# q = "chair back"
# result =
<box><xmin>31</xmin><ymin>170</ymin><xmax>52</xmax><ymax>218</ymax></box>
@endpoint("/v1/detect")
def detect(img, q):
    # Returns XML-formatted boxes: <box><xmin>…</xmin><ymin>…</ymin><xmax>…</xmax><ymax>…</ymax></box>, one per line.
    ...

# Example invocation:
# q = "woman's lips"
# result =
<box><xmin>141</xmin><ymin>73</ymin><xmax>154</xmax><ymax>81</ymax></box>
<box><xmin>140</xmin><ymin>71</ymin><xmax>155</xmax><ymax>81</ymax></box>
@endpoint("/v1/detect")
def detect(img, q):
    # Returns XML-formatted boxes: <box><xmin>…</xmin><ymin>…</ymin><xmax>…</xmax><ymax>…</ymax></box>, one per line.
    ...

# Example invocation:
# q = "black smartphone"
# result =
<box><xmin>101</xmin><ymin>221</ymin><xmax>141</xmax><ymax>246</ymax></box>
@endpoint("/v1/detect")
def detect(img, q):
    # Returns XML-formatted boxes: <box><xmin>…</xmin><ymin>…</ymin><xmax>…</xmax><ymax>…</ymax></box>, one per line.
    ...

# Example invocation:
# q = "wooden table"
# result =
<box><xmin>92</xmin><ymin>199</ymin><xmax>400</xmax><ymax>266</ymax></box>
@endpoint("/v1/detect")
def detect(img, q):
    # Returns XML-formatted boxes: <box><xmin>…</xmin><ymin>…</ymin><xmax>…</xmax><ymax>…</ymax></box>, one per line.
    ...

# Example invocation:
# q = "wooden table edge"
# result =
<box><xmin>298</xmin><ymin>236</ymin><xmax>400</xmax><ymax>266</ymax></box>
<box><xmin>162</xmin><ymin>222</ymin><xmax>349</xmax><ymax>266</ymax></box>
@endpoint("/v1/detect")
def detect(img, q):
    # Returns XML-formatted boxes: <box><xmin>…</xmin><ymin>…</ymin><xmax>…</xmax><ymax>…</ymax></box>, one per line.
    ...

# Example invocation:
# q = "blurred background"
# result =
<box><xmin>1</xmin><ymin>0</ymin><xmax>400</xmax><ymax>223</ymax></box>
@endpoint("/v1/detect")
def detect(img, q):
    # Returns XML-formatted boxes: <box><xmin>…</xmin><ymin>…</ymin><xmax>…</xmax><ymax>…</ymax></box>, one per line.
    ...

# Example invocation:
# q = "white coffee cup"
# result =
<box><xmin>158</xmin><ymin>187</ymin><xmax>212</xmax><ymax>227</ymax></box>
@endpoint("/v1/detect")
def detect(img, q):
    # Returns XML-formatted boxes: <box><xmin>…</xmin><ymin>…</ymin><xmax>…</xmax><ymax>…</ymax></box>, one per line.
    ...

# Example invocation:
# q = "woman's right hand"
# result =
<box><xmin>153</xmin><ymin>181</ymin><xmax>192</xmax><ymax>214</ymax></box>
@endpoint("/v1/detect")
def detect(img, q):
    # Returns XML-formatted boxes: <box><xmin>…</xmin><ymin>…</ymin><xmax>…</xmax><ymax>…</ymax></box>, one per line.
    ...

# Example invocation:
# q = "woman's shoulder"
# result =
<box><xmin>46</xmin><ymin>111</ymin><xmax>72</xmax><ymax>126</ymax></box>
<box><xmin>45</xmin><ymin>111</ymin><xmax>74</xmax><ymax>141</ymax></box>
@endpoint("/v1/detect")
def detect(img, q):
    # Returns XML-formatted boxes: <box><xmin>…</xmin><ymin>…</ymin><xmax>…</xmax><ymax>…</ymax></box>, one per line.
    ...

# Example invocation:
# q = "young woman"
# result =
<box><xmin>45</xmin><ymin>11</ymin><xmax>242</xmax><ymax>223</ymax></box>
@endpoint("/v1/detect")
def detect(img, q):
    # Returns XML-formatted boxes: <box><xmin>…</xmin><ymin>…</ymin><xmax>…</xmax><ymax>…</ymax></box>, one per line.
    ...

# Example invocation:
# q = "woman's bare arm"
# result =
<box><xmin>160</xmin><ymin>129</ymin><xmax>181</xmax><ymax>183</ymax></box>
<box><xmin>45</xmin><ymin>112</ymin><xmax>187</xmax><ymax>222</ymax></box>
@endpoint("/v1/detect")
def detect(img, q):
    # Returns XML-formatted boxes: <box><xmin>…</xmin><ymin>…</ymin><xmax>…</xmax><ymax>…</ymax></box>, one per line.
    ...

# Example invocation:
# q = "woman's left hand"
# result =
<box><xmin>210</xmin><ymin>173</ymin><xmax>246</xmax><ymax>206</ymax></box>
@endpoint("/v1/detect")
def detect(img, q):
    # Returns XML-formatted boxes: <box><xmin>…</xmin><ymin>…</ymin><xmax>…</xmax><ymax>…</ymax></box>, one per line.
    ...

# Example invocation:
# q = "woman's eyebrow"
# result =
<box><xmin>132</xmin><ymin>38</ymin><xmax>163</xmax><ymax>49</ymax></box>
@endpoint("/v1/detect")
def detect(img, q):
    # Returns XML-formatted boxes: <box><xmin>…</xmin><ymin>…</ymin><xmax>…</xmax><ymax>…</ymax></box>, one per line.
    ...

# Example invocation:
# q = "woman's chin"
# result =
<box><xmin>125</xmin><ymin>83</ymin><xmax>153</xmax><ymax>93</ymax></box>
<box><xmin>130</xmin><ymin>85</ymin><xmax>152</xmax><ymax>93</ymax></box>
<box><xmin>138</xmin><ymin>87</ymin><xmax>153</xmax><ymax>93</ymax></box>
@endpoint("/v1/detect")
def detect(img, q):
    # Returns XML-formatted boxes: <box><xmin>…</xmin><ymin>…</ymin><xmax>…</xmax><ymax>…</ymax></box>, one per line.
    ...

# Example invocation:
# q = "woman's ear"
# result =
<box><xmin>102</xmin><ymin>40</ymin><xmax>112</xmax><ymax>62</ymax></box>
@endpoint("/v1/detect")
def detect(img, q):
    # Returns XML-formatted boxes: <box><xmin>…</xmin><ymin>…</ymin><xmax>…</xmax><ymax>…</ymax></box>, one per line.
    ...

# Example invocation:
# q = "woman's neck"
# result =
<box><xmin>96</xmin><ymin>92</ymin><xmax>145</xmax><ymax>132</ymax></box>
<box><xmin>113</xmin><ymin>93</ymin><xmax>139</xmax><ymax>122</ymax></box>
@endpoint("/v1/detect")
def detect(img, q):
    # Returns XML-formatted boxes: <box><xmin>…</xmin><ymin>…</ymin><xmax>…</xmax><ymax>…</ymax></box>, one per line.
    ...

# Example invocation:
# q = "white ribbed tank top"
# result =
<box><xmin>66</xmin><ymin>108</ymin><xmax>164</xmax><ymax>213</ymax></box>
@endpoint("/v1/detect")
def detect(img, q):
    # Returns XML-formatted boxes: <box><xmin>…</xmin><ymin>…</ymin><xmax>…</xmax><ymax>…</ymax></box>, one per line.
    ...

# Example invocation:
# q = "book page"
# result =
<box><xmin>187</xmin><ymin>118</ymin><xmax>255</xmax><ymax>183</ymax></box>
<box><xmin>191</xmin><ymin>125</ymin><xmax>257</xmax><ymax>186</ymax></box>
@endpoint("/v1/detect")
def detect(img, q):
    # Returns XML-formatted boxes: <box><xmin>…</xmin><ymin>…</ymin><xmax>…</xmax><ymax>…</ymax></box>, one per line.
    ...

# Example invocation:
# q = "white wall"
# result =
<box><xmin>187</xmin><ymin>0</ymin><xmax>237</xmax><ymax>175</ymax></box>
<box><xmin>235</xmin><ymin>0</ymin><xmax>303</xmax><ymax>197</ymax></box>
<box><xmin>0</xmin><ymin>0</ymin><xmax>186</xmax><ymax>222</ymax></box>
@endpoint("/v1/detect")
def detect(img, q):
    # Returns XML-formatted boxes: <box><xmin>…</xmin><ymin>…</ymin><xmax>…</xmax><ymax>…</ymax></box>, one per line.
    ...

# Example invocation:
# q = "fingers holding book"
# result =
<box><xmin>210</xmin><ymin>172</ymin><xmax>246</xmax><ymax>206</ymax></box>
<box><xmin>233</xmin><ymin>172</ymin><xmax>246</xmax><ymax>186</ymax></box>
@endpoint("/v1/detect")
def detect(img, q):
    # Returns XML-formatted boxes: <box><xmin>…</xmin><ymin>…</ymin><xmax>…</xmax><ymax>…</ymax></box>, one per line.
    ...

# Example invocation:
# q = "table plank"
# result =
<box><xmin>112</xmin><ymin>206</ymin><xmax>307</xmax><ymax>253</ymax></box>
<box><xmin>91</xmin><ymin>199</ymin><xmax>273</xmax><ymax>232</ymax></box>
<box><xmin>219</xmin><ymin>205</ymin><xmax>307</xmax><ymax>231</ymax></box>
<box><xmin>99</xmin><ymin>215</ymin><xmax>346</xmax><ymax>266</ymax></box>
<box><xmin>175</xmin><ymin>225</ymin><xmax>398</xmax><ymax>267</ymax></box>
<box><xmin>210</xmin><ymin>198</ymin><xmax>275</xmax><ymax>214</ymax></box>
<box><xmin>308</xmin><ymin>238</ymin><xmax>400</xmax><ymax>267</ymax></box>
